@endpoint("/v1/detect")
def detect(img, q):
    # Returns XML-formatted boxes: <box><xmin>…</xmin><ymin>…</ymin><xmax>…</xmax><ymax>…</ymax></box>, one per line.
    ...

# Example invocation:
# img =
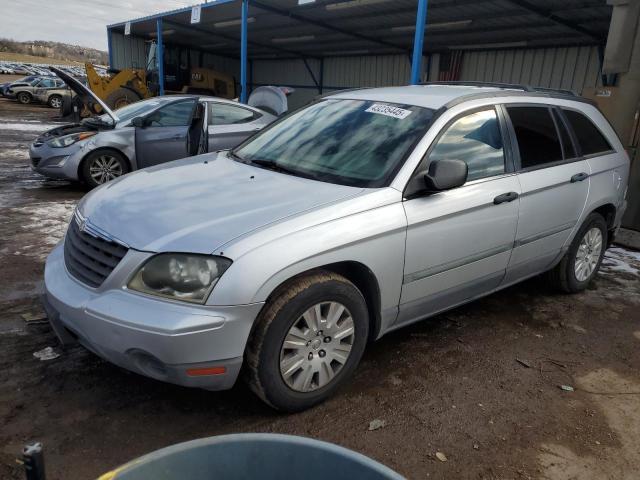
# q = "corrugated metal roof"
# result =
<box><xmin>108</xmin><ymin>0</ymin><xmax>612</xmax><ymax>60</ymax></box>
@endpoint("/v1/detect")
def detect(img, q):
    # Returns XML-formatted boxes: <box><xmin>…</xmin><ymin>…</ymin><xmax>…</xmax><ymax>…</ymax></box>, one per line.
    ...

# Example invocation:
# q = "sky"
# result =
<box><xmin>0</xmin><ymin>0</ymin><xmax>200</xmax><ymax>51</ymax></box>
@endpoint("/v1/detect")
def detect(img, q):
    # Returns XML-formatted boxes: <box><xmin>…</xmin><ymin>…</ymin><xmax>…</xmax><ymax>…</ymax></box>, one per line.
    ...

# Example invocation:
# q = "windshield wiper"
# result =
<box><xmin>247</xmin><ymin>158</ymin><xmax>300</xmax><ymax>176</ymax></box>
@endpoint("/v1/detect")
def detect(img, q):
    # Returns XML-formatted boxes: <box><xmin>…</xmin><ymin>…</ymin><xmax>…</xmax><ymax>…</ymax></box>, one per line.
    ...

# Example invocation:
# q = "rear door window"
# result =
<box><xmin>562</xmin><ymin>109</ymin><xmax>613</xmax><ymax>156</ymax></box>
<box><xmin>506</xmin><ymin>106</ymin><xmax>563</xmax><ymax>169</ymax></box>
<box><xmin>208</xmin><ymin>103</ymin><xmax>257</xmax><ymax>125</ymax></box>
<box><xmin>429</xmin><ymin>108</ymin><xmax>505</xmax><ymax>182</ymax></box>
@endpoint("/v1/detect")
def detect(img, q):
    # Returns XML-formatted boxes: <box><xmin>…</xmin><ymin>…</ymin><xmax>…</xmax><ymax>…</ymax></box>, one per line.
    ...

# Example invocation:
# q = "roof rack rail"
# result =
<box><xmin>419</xmin><ymin>81</ymin><xmax>577</xmax><ymax>97</ymax></box>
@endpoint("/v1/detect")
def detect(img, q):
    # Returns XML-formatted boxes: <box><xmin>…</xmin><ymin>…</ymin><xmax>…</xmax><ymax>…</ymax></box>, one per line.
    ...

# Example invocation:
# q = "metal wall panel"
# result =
<box><xmin>110</xmin><ymin>32</ymin><xmax>147</xmax><ymax>69</ymax></box>
<box><xmin>323</xmin><ymin>55</ymin><xmax>412</xmax><ymax>88</ymax></box>
<box><xmin>458</xmin><ymin>46</ymin><xmax>602</xmax><ymax>93</ymax></box>
<box><xmin>110</xmin><ymin>31</ymin><xmax>240</xmax><ymax>78</ymax></box>
<box><xmin>252</xmin><ymin>55</ymin><xmax>416</xmax><ymax>109</ymax></box>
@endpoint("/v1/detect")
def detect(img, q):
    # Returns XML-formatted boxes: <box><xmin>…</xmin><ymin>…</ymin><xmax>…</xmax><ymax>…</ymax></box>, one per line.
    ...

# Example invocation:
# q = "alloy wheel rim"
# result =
<box><xmin>89</xmin><ymin>155</ymin><xmax>122</xmax><ymax>184</ymax></box>
<box><xmin>574</xmin><ymin>227</ymin><xmax>603</xmax><ymax>282</ymax></box>
<box><xmin>279</xmin><ymin>301</ymin><xmax>355</xmax><ymax>392</ymax></box>
<box><xmin>51</xmin><ymin>97</ymin><xmax>61</xmax><ymax>108</ymax></box>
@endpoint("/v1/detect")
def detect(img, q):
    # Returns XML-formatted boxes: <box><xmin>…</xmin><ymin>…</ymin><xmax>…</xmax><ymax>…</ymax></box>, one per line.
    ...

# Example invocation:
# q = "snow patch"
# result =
<box><xmin>6</xmin><ymin>200</ymin><xmax>76</xmax><ymax>259</ymax></box>
<box><xmin>0</xmin><ymin>122</ymin><xmax>61</xmax><ymax>132</ymax></box>
<box><xmin>601</xmin><ymin>247</ymin><xmax>640</xmax><ymax>277</ymax></box>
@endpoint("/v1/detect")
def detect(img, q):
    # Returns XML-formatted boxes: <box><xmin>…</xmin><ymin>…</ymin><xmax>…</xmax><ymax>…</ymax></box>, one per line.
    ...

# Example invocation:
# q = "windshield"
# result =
<box><xmin>98</xmin><ymin>98</ymin><xmax>166</xmax><ymax>124</ymax></box>
<box><xmin>233</xmin><ymin>99</ymin><xmax>434</xmax><ymax>187</ymax></box>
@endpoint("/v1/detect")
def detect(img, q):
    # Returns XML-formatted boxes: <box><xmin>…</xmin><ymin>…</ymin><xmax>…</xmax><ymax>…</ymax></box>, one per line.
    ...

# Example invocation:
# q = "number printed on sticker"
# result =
<box><xmin>365</xmin><ymin>103</ymin><xmax>413</xmax><ymax>120</ymax></box>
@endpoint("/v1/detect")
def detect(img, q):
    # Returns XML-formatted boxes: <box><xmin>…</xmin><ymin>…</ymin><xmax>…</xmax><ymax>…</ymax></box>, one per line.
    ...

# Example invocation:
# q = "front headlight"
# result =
<box><xmin>49</xmin><ymin>131</ymin><xmax>96</xmax><ymax>148</ymax></box>
<box><xmin>128</xmin><ymin>253</ymin><xmax>232</xmax><ymax>304</ymax></box>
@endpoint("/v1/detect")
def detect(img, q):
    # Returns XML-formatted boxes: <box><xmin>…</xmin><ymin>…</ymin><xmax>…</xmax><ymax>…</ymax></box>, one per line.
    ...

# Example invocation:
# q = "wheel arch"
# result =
<box><xmin>77</xmin><ymin>146</ymin><xmax>132</xmax><ymax>180</ymax></box>
<box><xmin>257</xmin><ymin>261</ymin><xmax>383</xmax><ymax>342</ymax></box>
<box><xmin>591</xmin><ymin>202</ymin><xmax>617</xmax><ymax>246</ymax></box>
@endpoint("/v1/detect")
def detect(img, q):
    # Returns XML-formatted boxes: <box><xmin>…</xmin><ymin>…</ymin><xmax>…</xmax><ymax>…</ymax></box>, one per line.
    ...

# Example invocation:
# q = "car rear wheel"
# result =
<box><xmin>245</xmin><ymin>271</ymin><xmax>369</xmax><ymax>412</ymax></box>
<box><xmin>17</xmin><ymin>92</ymin><xmax>32</xmax><ymax>104</ymax></box>
<box><xmin>549</xmin><ymin>213</ymin><xmax>608</xmax><ymax>293</ymax></box>
<box><xmin>81</xmin><ymin>150</ymin><xmax>128</xmax><ymax>189</ymax></box>
<box><xmin>48</xmin><ymin>95</ymin><xmax>62</xmax><ymax>109</ymax></box>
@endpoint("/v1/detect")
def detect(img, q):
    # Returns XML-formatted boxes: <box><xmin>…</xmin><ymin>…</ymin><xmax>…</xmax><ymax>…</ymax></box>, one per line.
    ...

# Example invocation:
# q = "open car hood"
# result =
<box><xmin>50</xmin><ymin>66</ymin><xmax>119</xmax><ymax>124</ymax></box>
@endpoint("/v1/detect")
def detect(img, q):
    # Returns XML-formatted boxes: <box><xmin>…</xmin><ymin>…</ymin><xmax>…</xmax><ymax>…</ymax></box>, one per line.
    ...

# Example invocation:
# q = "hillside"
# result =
<box><xmin>0</xmin><ymin>38</ymin><xmax>108</xmax><ymax>65</ymax></box>
<box><xmin>0</xmin><ymin>52</ymin><xmax>81</xmax><ymax>66</ymax></box>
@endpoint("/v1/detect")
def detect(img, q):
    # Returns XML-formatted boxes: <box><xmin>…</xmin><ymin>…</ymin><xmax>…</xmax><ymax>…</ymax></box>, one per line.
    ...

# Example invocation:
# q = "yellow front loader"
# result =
<box><xmin>85</xmin><ymin>62</ymin><xmax>153</xmax><ymax>110</ymax></box>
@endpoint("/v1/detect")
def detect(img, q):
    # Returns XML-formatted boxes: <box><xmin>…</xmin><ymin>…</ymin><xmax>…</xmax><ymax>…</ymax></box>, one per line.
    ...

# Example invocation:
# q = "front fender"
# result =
<box><xmin>208</xmin><ymin>192</ymin><xmax>407</xmax><ymax>330</ymax></box>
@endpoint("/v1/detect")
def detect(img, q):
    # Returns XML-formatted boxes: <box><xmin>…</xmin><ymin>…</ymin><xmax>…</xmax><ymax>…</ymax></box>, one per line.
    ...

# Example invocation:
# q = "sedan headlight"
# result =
<box><xmin>49</xmin><ymin>131</ymin><xmax>96</xmax><ymax>148</ymax></box>
<box><xmin>128</xmin><ymin>254</ymin><xmax>232</xmax><ymax>304</ymax></box>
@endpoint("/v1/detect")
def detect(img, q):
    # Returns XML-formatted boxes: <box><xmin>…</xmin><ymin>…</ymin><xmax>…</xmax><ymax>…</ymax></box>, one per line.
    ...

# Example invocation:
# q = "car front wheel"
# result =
<box><xmin>549</xmin><ymin>212</ymin><xmax>608</xmax><ymax>293</ymax></box>
<box><xmin>246</xmin><ymin>271</ymin><xmax>369</xmax><ymax>411</ymax></box>
<box><xmin>81</xmin><ymin>150</ymin><xmax>128</xmax><ymax>189</ymax></box>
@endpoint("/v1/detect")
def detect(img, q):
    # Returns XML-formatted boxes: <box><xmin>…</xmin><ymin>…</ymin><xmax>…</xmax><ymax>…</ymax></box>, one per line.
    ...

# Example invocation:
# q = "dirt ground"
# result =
<box><xmin>1</xmin><ymin>96</ymin><xmax>639</xmax><ymax>480</ymax></box>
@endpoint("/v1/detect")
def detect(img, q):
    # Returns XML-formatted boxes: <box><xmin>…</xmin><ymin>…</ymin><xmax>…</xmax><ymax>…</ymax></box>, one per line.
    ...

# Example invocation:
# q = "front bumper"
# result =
<box><xmin>43</xmin><ymin>243</ymin><xmax>264</xmax><ymax>390</ymax></box>
<box><xmin>29</xmin><ymin>141</ymin><xmax>83</xmax><ymax>181</ymax></box>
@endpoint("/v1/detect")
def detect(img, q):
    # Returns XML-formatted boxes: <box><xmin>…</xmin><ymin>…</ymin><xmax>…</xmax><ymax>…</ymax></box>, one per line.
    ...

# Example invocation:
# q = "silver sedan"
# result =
<box><xmin>29</xmin><ymin>68</ymin><xmax>277</xmax><ymax>188</ymax></box>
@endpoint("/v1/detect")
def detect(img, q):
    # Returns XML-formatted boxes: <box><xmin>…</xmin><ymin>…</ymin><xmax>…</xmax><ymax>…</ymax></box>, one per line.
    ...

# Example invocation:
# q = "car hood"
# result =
<box><xmin>50</xmin><ymin>66</ymin><xmax>119</xmax><ymax>123</ymax></box>
<box><xmin>78</xmin><ymin>153</ymin><xmax>365</xmax><ymax>254</ymax></box>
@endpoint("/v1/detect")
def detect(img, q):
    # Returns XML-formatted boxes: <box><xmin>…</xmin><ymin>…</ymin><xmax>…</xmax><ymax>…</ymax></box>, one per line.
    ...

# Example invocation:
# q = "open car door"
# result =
<box><xmin>134</xmin><ymin>97</ymin><xmax>199</xmax><ymax>168</ymax></box>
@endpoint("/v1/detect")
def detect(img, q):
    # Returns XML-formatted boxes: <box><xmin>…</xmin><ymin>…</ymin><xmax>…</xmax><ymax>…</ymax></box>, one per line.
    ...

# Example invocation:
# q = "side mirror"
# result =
<box><xmin>424</xmin><ymin>159</ymin><xmax>468</xmax><ymax>191</ymax></box>
<box><xmin>131</xmin><ymin>116</ymin><xmax>147</xmax><ymax>128</ymax></box>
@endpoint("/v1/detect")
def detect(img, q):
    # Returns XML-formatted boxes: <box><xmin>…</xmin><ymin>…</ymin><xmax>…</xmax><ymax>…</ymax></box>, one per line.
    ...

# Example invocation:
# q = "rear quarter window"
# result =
<box><xmin>562</xmin><ymin>109</ymin><xmax>613</xmax><ymax>156</ymax></box>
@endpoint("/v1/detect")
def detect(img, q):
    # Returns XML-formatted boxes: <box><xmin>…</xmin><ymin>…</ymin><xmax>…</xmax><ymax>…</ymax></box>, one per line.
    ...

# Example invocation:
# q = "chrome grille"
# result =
<box><xmin>63</xmin><ymin>216</ymin><xmax>128</xmax><ymax>288</ymax></box>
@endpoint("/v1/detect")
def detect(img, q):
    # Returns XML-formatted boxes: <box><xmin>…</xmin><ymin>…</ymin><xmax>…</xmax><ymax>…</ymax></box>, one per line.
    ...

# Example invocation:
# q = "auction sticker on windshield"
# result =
<box><xmin>365</xmin><ymin>103</ymin><xmax>413</xmax><ymax>119</ymax></box>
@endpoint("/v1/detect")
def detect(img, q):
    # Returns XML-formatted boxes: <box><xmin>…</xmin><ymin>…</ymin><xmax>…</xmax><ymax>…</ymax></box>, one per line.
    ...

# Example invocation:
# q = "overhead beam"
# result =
<box><xmin>163</xmin><ymin>19</ymin><xmax>319</xmax><ymax>59</ymax></box>
<box><xmin>250</xmin><ymin>0</ymin><xmax>408</xmax><ymax>53</ymax></box>
<box><xmin>506</xmin><ymin>0</ymin><xmax>603</xmax><ymax>41</ymax></box>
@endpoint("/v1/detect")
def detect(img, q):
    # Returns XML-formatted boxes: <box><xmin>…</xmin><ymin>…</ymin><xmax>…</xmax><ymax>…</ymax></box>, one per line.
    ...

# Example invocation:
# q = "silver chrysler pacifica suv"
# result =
<box><xmin>43</xmin><ymin>83</ymin><xmax>629</xmax><ymax>411</ymax></box>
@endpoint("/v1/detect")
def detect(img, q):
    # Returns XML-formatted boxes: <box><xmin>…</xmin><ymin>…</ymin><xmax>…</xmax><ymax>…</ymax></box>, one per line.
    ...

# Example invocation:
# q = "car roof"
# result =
<box><xmin>327</xmin><ymin>83</ymin><xmax>592</xmax><ymax>110</ymax></box>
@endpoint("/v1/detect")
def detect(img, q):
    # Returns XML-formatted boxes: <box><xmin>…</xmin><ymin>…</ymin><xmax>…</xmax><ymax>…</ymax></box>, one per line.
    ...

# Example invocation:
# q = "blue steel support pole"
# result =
<box><xmin>410</xmin><ymin>0</ymin><xmax>428</xmax><ymax>84</ymax></box>
<box><xmin>156</xmin><ymin>18</ymin><xmax>165</xmax><ymax>96</ymax></box>
<box><xmin>107</xmin><ymin>27</ymin><xmax>113</xmax><ymax>68</ymax></box>
<box><xmin>240</xmin><ymin>0</ymin><xmax>249</xmax><ymax>103</ymax></box>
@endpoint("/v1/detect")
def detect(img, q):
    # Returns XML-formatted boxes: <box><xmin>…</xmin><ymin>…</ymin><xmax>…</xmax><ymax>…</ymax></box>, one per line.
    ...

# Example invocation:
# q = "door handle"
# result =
<box><xmin>570</xmin><ymin>172</ymin><xmax>589</xmax><ymax>183</ymax></box>
<box><xmin>493</xmin><ymin>191</ymin><xmax>519</xmax><ymax>205</ymax></box>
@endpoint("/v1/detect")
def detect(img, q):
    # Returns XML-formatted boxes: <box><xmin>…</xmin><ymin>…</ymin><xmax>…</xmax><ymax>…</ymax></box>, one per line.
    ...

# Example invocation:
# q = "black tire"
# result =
<box><xmin>60</xmin><ymin>95</ymin><xmax>74</xmax><ymax>117</ymax></box>
<box><xmin>17</xmin><ymin>92</ymin><xmax>32</xmax><ymax>104</ymax></box>
<box><xmin>246</xmin><ymin>271</ymin><xmax>369</xmax><ymax>412</ymax></box>
<box><xmin>105</xmin><ymin>87</ymin><xmax>141</xmax><ymax>110</ymax></box>
<box><xmin>81</xmin><ymin>150</ymin><xmax>129</xmax><ymax>189</ymax></box>
<box><xmin>48</xmin><ymin>94</ymin><xmax>63</xmax><ymax>109</ymax></box>
<box><xmin>549</xmin><ymin>213</ymin><xmax>608</xmax><ymax>293</ymax></box>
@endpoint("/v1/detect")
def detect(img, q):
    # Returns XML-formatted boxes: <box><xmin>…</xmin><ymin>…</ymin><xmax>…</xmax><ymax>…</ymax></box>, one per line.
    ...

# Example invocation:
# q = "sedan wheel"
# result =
<box><xmin>81</xmin><ymin>150</ymin><xmax>128</xmax><ymax>189</ymax></box>
<box><xmin>279</xmin><ymin>301</ymin><xmax>355</xmax><ymax>392</ymax></box>
<box><xmin>89</xmin><ymin>154</ymin><xmax>123</xmax><ymax>184</ymax></box>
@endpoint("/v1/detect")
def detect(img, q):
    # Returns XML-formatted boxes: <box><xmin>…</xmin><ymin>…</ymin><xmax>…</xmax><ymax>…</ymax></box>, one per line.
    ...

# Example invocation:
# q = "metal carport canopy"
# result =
<box><xmin>107</xmin><ymin>0</ymin><xmax>611</xmax><ymax>101</ymax></box>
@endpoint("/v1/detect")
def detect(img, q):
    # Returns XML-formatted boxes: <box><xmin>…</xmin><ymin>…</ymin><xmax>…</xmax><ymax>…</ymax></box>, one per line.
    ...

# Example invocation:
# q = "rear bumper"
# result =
<box><xmin>44</xmin><ymin>243</ymin><xmax>264</xmax><ymax>390</ymax></box>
